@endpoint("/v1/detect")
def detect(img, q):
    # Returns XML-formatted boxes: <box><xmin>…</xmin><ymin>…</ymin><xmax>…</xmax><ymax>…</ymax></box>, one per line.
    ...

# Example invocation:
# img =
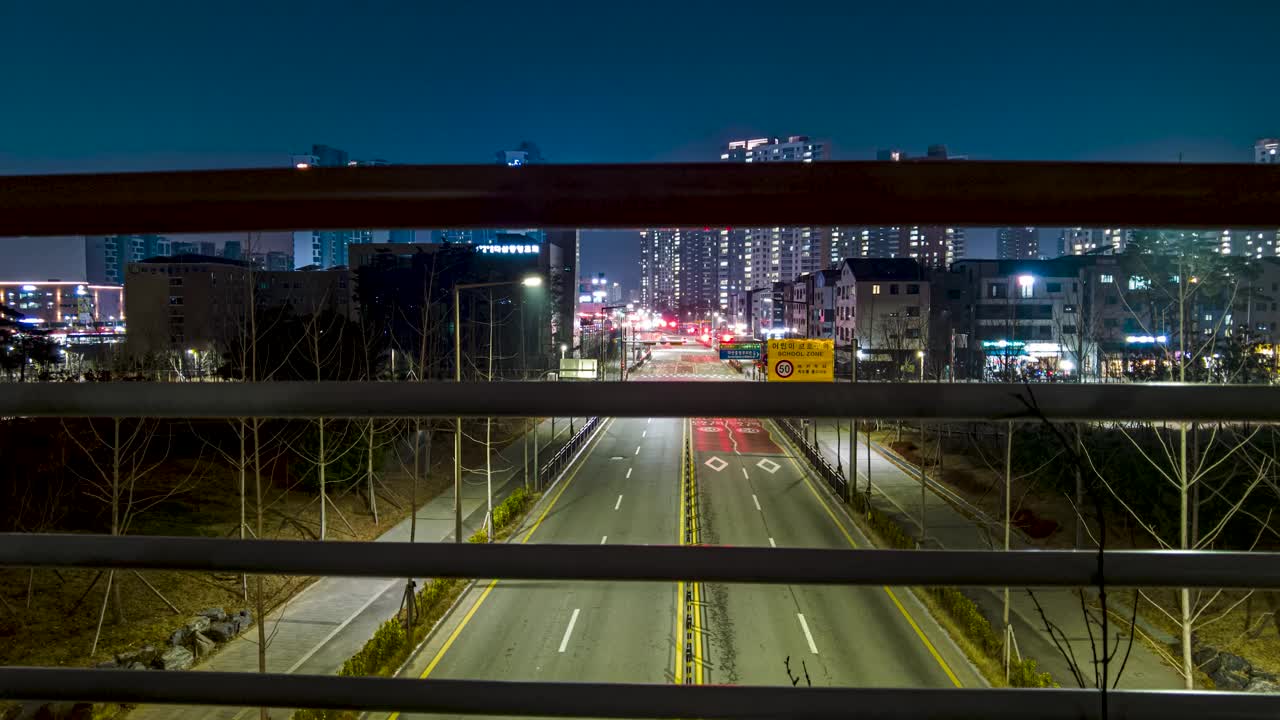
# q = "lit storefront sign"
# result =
<box><xmin>476</xmin><ymin>244</ymin><xmax>539</xmax><ymax>255</ymax></box>
<box><xmin>1125</xmin><ymin>335</ymin><xmax>1167</xmax><ymax>344</ymax></box>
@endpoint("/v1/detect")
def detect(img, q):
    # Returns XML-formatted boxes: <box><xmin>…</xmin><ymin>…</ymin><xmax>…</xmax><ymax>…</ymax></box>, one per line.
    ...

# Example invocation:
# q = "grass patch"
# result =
<box><xmin>292</xmin><ymin>487</ymin><xmax>540</xmax><ymax>720</ymax></box>
<box><xmin>846</xmin><ymin>486</ymin><xmax>1056</xmax><ymax>688</ymax></box>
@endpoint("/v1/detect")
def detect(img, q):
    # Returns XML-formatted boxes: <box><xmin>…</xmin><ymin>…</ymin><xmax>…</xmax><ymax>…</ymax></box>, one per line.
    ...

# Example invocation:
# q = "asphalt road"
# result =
<box><xmin>379</xmin><ymin>345</ymin><xmax>980</xmax><ymax>719</ymax></box>
<box><xmin>388</xmin><ymin>416</ymin><xmax>683</xmax><ymax>720</ymax></box>
<box><xmin>692</xmin><ymin>416</ymin><xmax>969</xmax><ymax>688</ymax></box>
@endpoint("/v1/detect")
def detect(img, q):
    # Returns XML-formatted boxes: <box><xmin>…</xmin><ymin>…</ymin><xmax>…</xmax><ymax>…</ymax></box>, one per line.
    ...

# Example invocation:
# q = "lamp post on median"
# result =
<box><xmin>453</xmin><ymin>275</ymin><xmax>543</xmax><ymax>544</ymax></box>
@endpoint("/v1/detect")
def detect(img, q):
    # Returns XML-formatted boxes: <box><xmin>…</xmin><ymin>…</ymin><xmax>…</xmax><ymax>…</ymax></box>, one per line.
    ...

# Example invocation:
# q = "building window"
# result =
<box><xmin>889</xmin><ymin>284</ymin><xmax>899</xmax><ymax>295</ymax></box>
<box><xmin>1100</xmin><ymin>273</ymin><xmax>1114</xmax><ymax>284</ymax></box>
<box><xmin>1038</xmin><ymin>325</ymin><xmax>1052</xmax><ymax>337</ymax></box>
<box><xmin>1046</xmin><ymin>282</ymin><xmax>1062</xmax><ymax>293</ymax></box>
<box><xmin>907</xmin><ymin>283</ymin><xmax>920</xmax><ymax>295</ymax></box>
<box><xmin>988</xmin><ymin>282</ymin><xmax>1007</xmax><ymax>299</ymax></box>
<box><xmin>1063</xmin><ymin>304</ymin><xmax>1077</xmax><ymax>314</ymax></box>
<box><xmin>905</xmin><ymin>328</ymin><xmax>920</xmax><ymax>339</ymax></box>
<box><xmin>905</xmin><ymin>306</ymin><xmax>920</xmax><ymax>317</ymax></box>
<box><xmin>871</xmin><ymin>284</ymin><xmax>881</xmax><ymax>295</ymax></box>
<box><xmin>1063</xmin><ymin>325</ymin><xmax>1078</xmax><ymax>335</ymax></box>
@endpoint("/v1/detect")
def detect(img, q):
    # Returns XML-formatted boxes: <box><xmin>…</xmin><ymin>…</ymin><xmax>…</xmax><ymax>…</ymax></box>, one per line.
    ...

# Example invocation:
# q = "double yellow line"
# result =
<box><xmin>675</xmin><ymin>419</ymin><xmax>704</xmax><ymax>685</ymax></box>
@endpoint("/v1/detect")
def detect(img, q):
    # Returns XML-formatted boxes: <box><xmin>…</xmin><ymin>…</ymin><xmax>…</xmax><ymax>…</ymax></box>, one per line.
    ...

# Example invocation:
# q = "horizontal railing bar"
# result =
<box><xmin>3</xmin><ymin>535</ymin><xmax>1277</xmax><ymax>589</ymax></box>
<box><xmin>0</xmin><ymin>668</ymin><xmax>1274</xmax><ymax>719</ymax></box>
<box><xmin>2</xmin><ymin>381</ymin><xmax>1278</xmax><ymax>422</ymax></box>
<box><xmin>2</xmin><ymin>162</ymin><xmax>1279</xmax><ymax>236</ymax></box>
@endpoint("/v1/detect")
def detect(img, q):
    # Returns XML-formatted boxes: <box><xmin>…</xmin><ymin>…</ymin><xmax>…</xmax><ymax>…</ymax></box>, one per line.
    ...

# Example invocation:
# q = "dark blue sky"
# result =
<box><xmin>2</xmin><ymin>1</ymin><xmax>1277</xmax><ymax>285</ymax></box>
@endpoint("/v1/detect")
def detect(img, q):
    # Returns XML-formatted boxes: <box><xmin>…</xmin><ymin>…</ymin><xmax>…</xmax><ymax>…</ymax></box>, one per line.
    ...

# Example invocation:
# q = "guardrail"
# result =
<box><xmin>536</xmin><ymin>416</ymin><xmax>602</xmax><ymax>488</ymax></box>
<box><xmin>778</xmin><ymin>418</ymin><xmax>849</xmax><ymax>498</ymax></box>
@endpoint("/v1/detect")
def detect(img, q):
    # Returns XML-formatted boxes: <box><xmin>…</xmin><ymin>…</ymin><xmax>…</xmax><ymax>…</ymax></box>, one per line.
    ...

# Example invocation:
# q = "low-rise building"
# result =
<box><xmin>835</xmin><ymin>258</ymin><xmax>930</xmax><ymax>379</ymax></box>
<box><xmin>124</xmin><ymin>255</ymin><xmax>352</xmax><ymax>356</ymax></box>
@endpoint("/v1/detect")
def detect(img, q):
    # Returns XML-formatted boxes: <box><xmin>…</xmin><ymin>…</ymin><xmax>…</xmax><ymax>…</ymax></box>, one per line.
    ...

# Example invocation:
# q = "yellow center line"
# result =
<box><xmin>387</xmin><ymin>418</ymin><xmax>615</xmax><ymax>720</ymax></box>
<box><xmin>771</xmin><ymin>421</ymin><xmax>963</xmax><ymax>688</ymax></box>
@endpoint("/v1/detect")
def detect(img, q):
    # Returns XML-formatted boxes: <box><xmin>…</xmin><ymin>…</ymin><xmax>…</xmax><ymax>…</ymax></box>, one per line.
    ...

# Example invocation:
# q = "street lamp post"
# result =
<box><xmin>453</xmin><ymin>276</ymin><xmax>542</xmax><ymax>543</ymax></box>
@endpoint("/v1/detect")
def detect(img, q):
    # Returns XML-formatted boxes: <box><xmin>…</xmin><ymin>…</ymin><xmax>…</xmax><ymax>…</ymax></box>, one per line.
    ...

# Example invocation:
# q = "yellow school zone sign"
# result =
<box><xmin>766</xmin><ymin>339</ymin><xmax>834</xmax><ymax>382</ymax></box>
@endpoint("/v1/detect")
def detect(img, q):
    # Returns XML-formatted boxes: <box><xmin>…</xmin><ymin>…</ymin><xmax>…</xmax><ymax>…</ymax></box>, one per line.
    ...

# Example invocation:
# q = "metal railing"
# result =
<box><xmin>536</xmin><ymin>416</ymin><xmax>603</xmax><ymax>487</ymax></box>
<box><xmin>778</xmin><ymin>418</ymin><xmax>848</xmax><ymax>498</ymax></box>
<box><xmin>2</xmin><ymin>162</ymin><xmax>1280</xmax><ymax>718</ymax></box>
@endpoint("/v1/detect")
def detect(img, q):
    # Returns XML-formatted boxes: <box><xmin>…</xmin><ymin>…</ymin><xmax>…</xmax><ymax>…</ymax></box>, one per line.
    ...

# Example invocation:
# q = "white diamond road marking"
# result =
<box><xmin>703</xmin><ymin>456</ymin><xmax>728</xmax><ymax>472</ymax></box>
<box><xmin>756</xmin><ymin>458</ymin><xmax>782</xmax><ymax>474</ymax></box>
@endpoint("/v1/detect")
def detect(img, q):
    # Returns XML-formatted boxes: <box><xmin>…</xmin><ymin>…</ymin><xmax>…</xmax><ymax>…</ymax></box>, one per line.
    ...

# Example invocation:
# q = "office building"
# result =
<box><xmin>997</xmin><ymin>227</ymin><xmax>1040</xmax><ymax>260</ymax></box>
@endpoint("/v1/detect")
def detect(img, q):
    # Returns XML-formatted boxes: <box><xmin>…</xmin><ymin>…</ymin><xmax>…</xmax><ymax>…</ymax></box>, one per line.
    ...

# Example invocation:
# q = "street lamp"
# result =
<box><xmin>453</xmin><ymin>274</ymin><xmax>542</xmax><ymax>544</ymax></box>
<box><xmin>917</xmin><ymin>349</ymin><xmax>925</xmax><ymax>382</ymax></box>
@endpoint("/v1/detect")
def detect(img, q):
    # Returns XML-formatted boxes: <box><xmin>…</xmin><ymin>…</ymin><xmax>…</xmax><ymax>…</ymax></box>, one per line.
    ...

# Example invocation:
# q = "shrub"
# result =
<box><xmin>293</xmin><ymin>488</ymin><xmax>544</xmax><ymax>719</ymax></box>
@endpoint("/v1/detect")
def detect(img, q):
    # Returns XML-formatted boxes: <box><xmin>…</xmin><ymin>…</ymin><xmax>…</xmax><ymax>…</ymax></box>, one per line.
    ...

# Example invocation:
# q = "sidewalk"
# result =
<box><xmin>131</xmin><ymin>417</ymin><xmax>588</xmax><ymax>720</ymax></box>
<box><xmin>809</xmin><ymin>420</ymin><xmax>1183</xmax><ymax>690</ymax></box>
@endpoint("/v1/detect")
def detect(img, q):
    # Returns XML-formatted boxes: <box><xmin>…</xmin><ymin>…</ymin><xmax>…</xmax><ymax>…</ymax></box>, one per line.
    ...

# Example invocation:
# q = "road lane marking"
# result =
<box><xmin>389</xmin><ymin>419</ymin><xmax>612</xmax><ymax>706</ymax></box>
<box><xmin>752</xmin><ymin>494</ymin><xmax>761</xmax><ymax>511</ymax></box>
<box><xmin>770</xmin><ymin>420</ymin><xmax>963</xmax><ymax>688</ymax></box>
<box><xmin>558</xmin><ymin>608</ymin><xmax>581</xmax><ymax>653</ymax></box>
<box><xmin>797</xmin><ymin>613</ymin><xmax>819</xmax><ymax>654</ymax></box>
<box><xmin>635</xmin><ymin>445</ymin><xmax>641</xmax><ymax>455</ymax></box>
<box><xmin>600</xmin><ymin>535</ymin><xmax>608</xmax><ymax>544</ymax></box>
<box><xmin>768</xmin><ymin>537</ymin><xmax>776</xmax><ymax>547</ymax></box>
<box><xmin>647</xmin><ymin>418</ymin><xmax>652</xmax><ymax>423</ymax></box>
<box><xmin>642</xmin><ymin>430</ymin><xmax>647</xmax><ymax>438</ymax></box>
<box><xmin>615</xmin><ymin>494</ymin><xmax>623</xmax><ymax>510</ymax></box>
<box><xmin>626</xmin><ymin>467</ymin><xmax>633</xmax><ymax>479</ymax></box>
<box><xmin>741</xmin><ymin>467</ymin><xmax>749</xmax><ymax>479</ymax></box>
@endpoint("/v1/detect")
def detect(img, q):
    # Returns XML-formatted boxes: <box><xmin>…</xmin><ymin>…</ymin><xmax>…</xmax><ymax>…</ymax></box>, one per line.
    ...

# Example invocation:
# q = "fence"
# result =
<box><xmin>536</xmin><ymin>416</ymin><xmax>603</xmax><ymax>488</ymax></box>
<box><xmin>3</xmin><ymin>161</ymin><xmax>1280</xmax><ymax>718</ymax></box>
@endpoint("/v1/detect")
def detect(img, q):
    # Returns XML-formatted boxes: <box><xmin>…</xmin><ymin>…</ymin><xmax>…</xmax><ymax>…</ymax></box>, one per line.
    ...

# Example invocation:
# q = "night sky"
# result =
<box><xmin>2</xmin><ymin>1</ymin><xmax>1277</xmax><ymax>286</ymax></box>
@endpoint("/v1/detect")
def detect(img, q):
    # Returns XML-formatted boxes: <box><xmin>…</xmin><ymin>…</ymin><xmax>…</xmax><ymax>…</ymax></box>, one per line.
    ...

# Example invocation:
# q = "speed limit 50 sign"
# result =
<box><xmin>766</xmin><ymin>339</ymin><xmax>834</xmax><ymax>382</ymax></box>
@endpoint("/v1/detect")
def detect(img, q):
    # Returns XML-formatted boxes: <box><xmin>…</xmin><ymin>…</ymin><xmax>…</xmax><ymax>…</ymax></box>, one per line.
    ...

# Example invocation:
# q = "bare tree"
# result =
<box><xmin>64</xmin><ymin>417</ymin><xmax>201</xmax><ymax>654</ymax></box>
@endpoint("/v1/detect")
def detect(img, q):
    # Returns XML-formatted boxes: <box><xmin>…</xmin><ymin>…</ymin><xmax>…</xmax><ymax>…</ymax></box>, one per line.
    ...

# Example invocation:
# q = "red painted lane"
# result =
<box><xmin>692</xmin><ymin>418</ymin><xmax>782</xmax><ymax>455</ymax></box>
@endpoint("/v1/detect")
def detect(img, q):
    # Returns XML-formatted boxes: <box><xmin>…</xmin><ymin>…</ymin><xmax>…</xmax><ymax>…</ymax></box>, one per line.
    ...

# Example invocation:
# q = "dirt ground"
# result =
<box><xmin>0</xmin><ymin>418</ymin><xmax>533</xmax><ymax>670</ymax></box>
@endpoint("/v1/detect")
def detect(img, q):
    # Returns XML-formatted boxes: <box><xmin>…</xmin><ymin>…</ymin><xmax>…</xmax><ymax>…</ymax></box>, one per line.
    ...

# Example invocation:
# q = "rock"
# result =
<box><xmin>1219</xmin><ymin>652</ymin><xmax>1252</xmax><ymax>675</ymax></box>
<box><xmin>206</xmin><ymin>621</ymin><xmax>237</xmax><ymax>643</ymax></box>
<box><xmin>1192</xmin><ymin>646</ymin><xmax>1222</xmax><ymax>675</ymax></box>
<box><xmin>158</xmin><ymin>645</ymin><xmax>194</xmax><ymax>671</ymax></box>
<box><xmin>185</xmin><ymin>615</ymin><xmax>211</xmax><ymax>635</ymax></box>
<box><xmin>1212</xmin><ymin>668</ymin><xmax>1250</xmax><ymax>691</ymax></box>
<box><xmin>234</xmin><ymin>609</ymin><xmax>253</xmax><ymax>632</ymax></box>
<box><xmin>1254</xmin><ymin>670</ymin><xmax>1279</xmax><ymax>682</ymax></box>
<box><xmin>198</xmin><ymin>607</ymin><xmax>228</xmax><ymax>623</ymax></box>
<box><xmin>94</xmin><ymin>660</ymin><xmax>118</xmax><ymax>670</ymax></box>
<box><xmin>193</xmin><ymin>631</ymin><xmax>216</xmax><ymax>658</ymax></box>
<box><xmin>1246</xmin><ymin>678</ymin><xmax>1280</xmax><ymax>694</ymax></box>
<box><xmin>169</xmin><ymin>627</ymin><xmax>189</xmax><ymax>647</ymax></box>
<box><xmin>127</xmin><ymin>662</ymin><xmax>148</xmax><ymax>671</ymax></box>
